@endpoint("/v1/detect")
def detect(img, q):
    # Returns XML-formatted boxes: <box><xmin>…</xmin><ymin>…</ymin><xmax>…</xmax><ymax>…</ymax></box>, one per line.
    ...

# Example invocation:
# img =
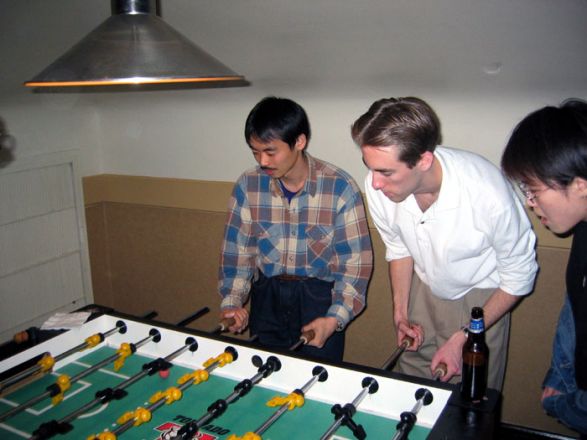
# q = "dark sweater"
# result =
<box><xmin>566</xmin><ymin>221</ymin><xmax>587</xmax><ymax>390</ymax></box>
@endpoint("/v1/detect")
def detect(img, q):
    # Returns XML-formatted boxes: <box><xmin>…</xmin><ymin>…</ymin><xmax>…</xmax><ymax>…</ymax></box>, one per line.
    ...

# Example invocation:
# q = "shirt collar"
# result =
<box><xmin>402</xmin><ymin>147</ymin><xmax>458</xmax><ymax>215</ymax></box>
<box><xmin>269</xmin><ymin>152</ymin><xmax>316</xmax><ymax>198</ymax></box>
<box><xmin>433</xmin><ymin>148</ymin><xmax>459</xmax><ymax>211</ymax></box>
<box><xmin>305</xmin><ymin>153</ymin><xmax>318</xmax><ymax>197</ymax></box>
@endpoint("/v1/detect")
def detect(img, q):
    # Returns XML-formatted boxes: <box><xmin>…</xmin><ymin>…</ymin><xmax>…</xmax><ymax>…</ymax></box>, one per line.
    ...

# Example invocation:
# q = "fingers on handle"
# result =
<box><xmin>219</xmin><ymin>317</ymin><xmax>236</xmax><ymax>331</ymax></box>
<box><xmin>434</xmin><ymin>362</ymin><xmax>448</xmax><ymax>379</ymax></box>
<box><xmin>402</xmin><ymin>335</ymin><xmax>414</xmax><ymax>348</ymax></box>
<box><xmin>301</xmin><ymin>329</ymin><xmax>315</xmax><ymax>344</ymax></box>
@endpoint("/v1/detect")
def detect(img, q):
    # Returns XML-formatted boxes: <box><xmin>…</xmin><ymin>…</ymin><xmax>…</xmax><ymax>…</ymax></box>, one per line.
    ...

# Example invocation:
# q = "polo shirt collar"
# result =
<box><xmin>403</xmin><ymin>148</ymin><xmax>459</xmax><ymax>215</ymax></box>
<box><xmin>434</xmin><ymin>148</ymin><xmax>460</xmax><ymax>211</ymax></box>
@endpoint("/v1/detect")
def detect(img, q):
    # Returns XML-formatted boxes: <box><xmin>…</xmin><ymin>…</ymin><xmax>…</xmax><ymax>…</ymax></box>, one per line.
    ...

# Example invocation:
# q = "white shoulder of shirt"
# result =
<box><xmin>436</xmin><ymin>147</ymin><xmax>513</xmax><ymax>201</ymax></box>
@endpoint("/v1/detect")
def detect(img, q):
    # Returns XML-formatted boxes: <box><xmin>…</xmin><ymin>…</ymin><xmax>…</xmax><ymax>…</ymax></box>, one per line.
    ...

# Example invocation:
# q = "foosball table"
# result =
<box><xmin>0</xmin><ymin>308</ymin><xmax>499</xmax><ymax>439</ymax></box>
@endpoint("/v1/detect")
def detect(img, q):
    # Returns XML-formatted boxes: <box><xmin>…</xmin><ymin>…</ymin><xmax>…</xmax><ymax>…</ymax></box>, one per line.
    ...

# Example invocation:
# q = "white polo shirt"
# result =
<box><xmin>365</xmin><ymin>146</ymin><xmax>538</xmax><ymax>300</ymax></box>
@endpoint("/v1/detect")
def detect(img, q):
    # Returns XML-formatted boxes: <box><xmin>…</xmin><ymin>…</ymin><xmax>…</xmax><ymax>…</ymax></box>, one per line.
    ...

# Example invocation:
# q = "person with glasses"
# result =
<box><xmin>351</xmin><ymin>97</ymin><xmax>538</xmax><ymax>392</ymax></box>
<box><xmin>501</xmin><ymin>99</ymin><xmax>587</xmax><ymax>437</ymax></box>
<box><xmin>218</xmin><ymin>97</ymin><xmax>373</xmax><ymax>362</ymax></box>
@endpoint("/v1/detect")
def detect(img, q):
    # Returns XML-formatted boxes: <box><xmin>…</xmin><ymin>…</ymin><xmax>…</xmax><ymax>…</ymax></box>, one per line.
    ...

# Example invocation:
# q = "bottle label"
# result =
<box><xmin>469</xmin><ymin>318</ymin><xmax>485</xmax><ymax>334</ymax></box>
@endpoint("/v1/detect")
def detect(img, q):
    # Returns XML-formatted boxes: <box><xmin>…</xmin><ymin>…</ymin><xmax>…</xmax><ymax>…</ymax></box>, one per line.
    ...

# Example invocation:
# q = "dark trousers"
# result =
<box><xmin>249</xmin><ymin>272</ymin><xmax>345</xmax><ymax>362</ymax></box>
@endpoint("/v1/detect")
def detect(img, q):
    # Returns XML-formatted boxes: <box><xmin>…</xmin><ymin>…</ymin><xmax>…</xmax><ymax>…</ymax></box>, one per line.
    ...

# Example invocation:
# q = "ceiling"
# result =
<box><xmin>169</xmin><ymin>0</ymin><xmax>587</xmax><ymax>92</ymax></box>
<box><xmin>2</xmin><ymin>0</ymin><xmax>587</xmax><ymax>95</ymax></box>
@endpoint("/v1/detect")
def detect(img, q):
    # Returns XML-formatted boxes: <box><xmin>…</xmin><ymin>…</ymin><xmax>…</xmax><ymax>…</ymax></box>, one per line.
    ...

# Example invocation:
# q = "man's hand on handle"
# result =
<box><xmin>396</xmin><ymin>319</ymin><xmax>424</xmax><ymax>351</ymax></box>
<box><xmin>302</xmin><ymin>317</ymin><xmax>338</xmax><ymax>348</ymax></box>
<box><xmin>220</xmin><ymin>308</ymin><xmax>249</xmax><ymax>333</ymax></box>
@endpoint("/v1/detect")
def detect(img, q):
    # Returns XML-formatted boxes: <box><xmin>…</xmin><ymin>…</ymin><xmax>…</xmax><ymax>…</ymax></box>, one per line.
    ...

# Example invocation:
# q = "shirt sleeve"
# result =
<box><xmin>326</xmin><ymin>182</ymin><xmax>373</xmax><ymax>327</ymax></box>
<box><xmin>490</xmin><ymin>193</ymin><xmax>538</xmax><ymax>296</ymax></box>
<box><xmin>218</xmin><ymin>179</ymin><xmax>257</xmax><ymax>310</ymax></box>
<box><xmin>364</xmin><ymin>173</ymin><xmax>411</xmax><ymax>261</ymax></box>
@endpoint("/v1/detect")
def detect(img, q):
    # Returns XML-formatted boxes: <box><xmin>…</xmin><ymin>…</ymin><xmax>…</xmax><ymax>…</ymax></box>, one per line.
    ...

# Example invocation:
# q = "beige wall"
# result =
<box><xmin>84</xmin><ymin>174</ymin><xmax>575</xmax><ymax>436</ymax></box>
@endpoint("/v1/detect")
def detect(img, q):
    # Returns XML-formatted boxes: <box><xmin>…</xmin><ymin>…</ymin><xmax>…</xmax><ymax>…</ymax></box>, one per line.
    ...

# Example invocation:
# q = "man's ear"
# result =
<box><xmin>294</xmin><ymin>134</ymin><xmax>307</xmax><ymax>151</ymax></box>
<box><xmin>417</xmin><ymin>151</ymin><xmax>434</xmax><ymax>171</ymax></box>
<box><xmin>572</xmin><ymin>177</ymin><xmax>587</xmax><ymax>197</ymax></box>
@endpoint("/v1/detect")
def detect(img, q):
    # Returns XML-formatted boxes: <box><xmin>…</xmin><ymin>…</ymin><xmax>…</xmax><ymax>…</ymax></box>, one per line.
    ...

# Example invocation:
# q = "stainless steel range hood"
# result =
<box><xmin>24</xmin><ymin>0</ymin><xmax>246</xmax><ymax>88</ymax></box>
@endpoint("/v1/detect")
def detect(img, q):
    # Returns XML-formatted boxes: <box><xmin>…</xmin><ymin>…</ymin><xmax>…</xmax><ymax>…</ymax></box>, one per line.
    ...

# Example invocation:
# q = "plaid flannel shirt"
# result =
<box><xmin>219</xmin><ymin>154</ymin><xmax>373</xmax><ymax>327</ymax></box>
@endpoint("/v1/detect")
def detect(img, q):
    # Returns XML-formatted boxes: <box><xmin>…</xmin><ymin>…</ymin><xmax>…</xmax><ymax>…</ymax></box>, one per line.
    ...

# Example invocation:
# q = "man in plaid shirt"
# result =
<box><xmin>218</xmin><ymin>97</ymin><xmax>373</xmax><ymax>361</ymax></box>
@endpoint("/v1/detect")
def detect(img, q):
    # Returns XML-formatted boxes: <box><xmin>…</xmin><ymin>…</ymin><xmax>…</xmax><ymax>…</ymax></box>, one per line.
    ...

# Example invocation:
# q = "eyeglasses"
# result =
<box><xmin>518</xmin><ymin>182</ymin><xmax>546</xmax><ymax>203</ymax></box>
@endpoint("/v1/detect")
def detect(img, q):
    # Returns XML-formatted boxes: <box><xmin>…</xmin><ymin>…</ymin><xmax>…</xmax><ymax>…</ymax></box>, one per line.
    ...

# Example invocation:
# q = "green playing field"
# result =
<box><xmin>0</xmin><ymin>347</ymin><xmax>431</xmax><ymax>439</ymax></box>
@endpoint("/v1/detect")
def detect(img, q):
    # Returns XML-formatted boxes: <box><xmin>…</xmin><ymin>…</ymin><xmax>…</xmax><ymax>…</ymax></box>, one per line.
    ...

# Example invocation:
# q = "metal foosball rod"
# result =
<box><xmin>319</xmin><ymin>376</ymin><xmax>379</xmax><ymax>440</ymax></box>
<box><xmin>380</xmin><ymin>336</ymin><xmax>448</xmax><ymax>381</ymax></box>
<box><xmin>0</xmin><ymin>320</ymin><xmax>127</xmax><ymax>395</ymax></box>
<box><xmin>228</xmin><ymin>365</ymin><xmax>329</xmax><ymax>440</ymax></box>
<box><xmin>95</xmin><ymin>307</ymin><xmax>211</xmax><ymax>385</ymax></box>
<box><xmin>0</xmin><ymin>328</ymin><xmax>161</xmax><ymax>424</ymax></box>
<box><xmin>186</xmin><ymin>310</ymin><xmax>314</xmax><ymax>348</ymax></box>
<box><xmin>141</xmin><ymin>306</ymin><xmax>213</xmax><ymax>374</ymax></box>
<box><xmin>175</xmin><ymin>355</ymin><xmax>282</xmax><ymax>440</ymax></box>
<box><xmin>391</xmin><ymin>388</ymin><xmax>434</xmax><ymax>440</ymax></box>
<box><xmin>32</xmin><ymin>335</ymin><xmax>200</xmax><ymax>440</ymax></box>
<box><xmin>31</xmin><ymin>309</ymin><xmax>213</xmax><ymax>440</ymax></box>
<box><xmin>87</xmin><ymin>346</ymin><xmax>238</xmax><ymax>440</ymax></box>
<box><xmin>288</xmin><ymin>329</ymin><xmax>315</xmax><ymax>351</ymax></box>
<box><xmin>381</xmin><ymin>336</ymin><xmax>414</xmax><ymax>371</ymax></box>
<box><xmin>210</xmin><ymin>316</ymin><xmax>260</xmax><ymax>346</ymax></box>
<box><xmin>212</xmin><ymin>311</ymin><xmax>313</xmax><ymax>349</ymax></box>
<box><xmin>212</xmin><ymin>317</ymin><xmax>236</xmax><ymax>334</ymax></box>
<box><xmin>207</xmin><ymin>316</ymin><xmax>257</xmax><ymax>348</ymax></box>
<box><xmin>2</xmin><ymin>305</ymin><xmax>166</xmax><ymax>395</ymax></box>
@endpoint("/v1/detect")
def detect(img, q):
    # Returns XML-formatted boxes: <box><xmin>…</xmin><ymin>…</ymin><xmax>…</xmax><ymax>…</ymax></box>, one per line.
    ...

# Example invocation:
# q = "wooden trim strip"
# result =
<box><xmin>82</xmin><ymin>174</ymin><xmax>233</xmax><ymax>213</ymax></box>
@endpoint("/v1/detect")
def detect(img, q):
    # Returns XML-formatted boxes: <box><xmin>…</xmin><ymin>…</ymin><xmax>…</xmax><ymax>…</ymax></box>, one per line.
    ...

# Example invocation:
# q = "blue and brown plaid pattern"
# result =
<box><xmin>219</xmin><ymin>154</ymin><xmax>373</xmax><ymax>326</ymax></box>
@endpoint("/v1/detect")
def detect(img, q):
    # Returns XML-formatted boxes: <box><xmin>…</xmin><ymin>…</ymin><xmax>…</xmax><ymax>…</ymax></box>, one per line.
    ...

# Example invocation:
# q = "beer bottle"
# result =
<box><xmin>460</xmin><ymin>306</ymin><xmax>489</xmax><ymax>402</ymax></box>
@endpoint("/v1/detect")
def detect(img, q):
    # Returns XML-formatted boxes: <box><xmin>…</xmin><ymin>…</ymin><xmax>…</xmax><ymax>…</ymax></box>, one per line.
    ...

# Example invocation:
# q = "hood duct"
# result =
<box><xmin>25</xmin><ymin>0</ymin><xmax>246</xmax><ymax>88</ymax></box>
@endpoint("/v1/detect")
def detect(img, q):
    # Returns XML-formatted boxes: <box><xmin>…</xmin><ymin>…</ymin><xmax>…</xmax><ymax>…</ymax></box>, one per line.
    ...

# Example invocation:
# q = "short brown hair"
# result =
<box><xmin>351</xmin><ymin>97</ymin><xmax>441</xmax><ymax>167</ymax></box>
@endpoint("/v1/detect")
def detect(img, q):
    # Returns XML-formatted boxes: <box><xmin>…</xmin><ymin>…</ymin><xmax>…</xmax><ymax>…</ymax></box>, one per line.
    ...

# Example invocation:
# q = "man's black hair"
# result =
<box><xmin>502</xmin><ymin>99</ymin><xmax>587</xmax><ymax>187</ymax></box>
<box><xmin>245</xmin><ymin>97</ymin><xmax>311</xmax><ymax>149</ymax></box>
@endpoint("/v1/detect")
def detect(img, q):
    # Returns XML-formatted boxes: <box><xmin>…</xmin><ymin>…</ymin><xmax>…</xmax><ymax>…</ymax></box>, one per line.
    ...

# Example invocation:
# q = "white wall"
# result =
<box><xmin>92</xmin><ymin>90</ymin><xmax>579</xmax><ymax>186</ymax></box>
<box><xmin>0</xmin><ymin>1</ymin><xmax>107</xmax><ymax>176</ymax></box>
<box><xmin>2</xmin><ymin>0</ymin><xmax>586</xmax><ymax>185</ymax></box>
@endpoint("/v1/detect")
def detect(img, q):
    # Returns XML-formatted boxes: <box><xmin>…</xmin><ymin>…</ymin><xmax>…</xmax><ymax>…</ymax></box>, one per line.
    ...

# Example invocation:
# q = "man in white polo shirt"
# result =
<box><xmin>351</xmin><ymin>97</ymin><xmax>538</xmax><ymax>390</ymax></box>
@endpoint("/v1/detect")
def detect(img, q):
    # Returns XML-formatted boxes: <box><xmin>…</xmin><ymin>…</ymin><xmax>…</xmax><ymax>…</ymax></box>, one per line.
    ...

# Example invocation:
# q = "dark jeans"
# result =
<box><xmin>249</xmin><ymin>272</ymin><xmax>344</xmax><ymax>362</ymax></box>
<box><xmin>542</xmin><ymin>296</ymin><xmax>587</xmax><ymax>435</ymax></box>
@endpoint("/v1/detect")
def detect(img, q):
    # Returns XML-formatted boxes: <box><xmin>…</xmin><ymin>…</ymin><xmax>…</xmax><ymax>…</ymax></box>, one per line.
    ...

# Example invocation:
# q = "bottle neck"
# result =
<box><xmin>469</xmin><ymin>317</ymin><xmax>485</xmax><ymax>334</ymax></box>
